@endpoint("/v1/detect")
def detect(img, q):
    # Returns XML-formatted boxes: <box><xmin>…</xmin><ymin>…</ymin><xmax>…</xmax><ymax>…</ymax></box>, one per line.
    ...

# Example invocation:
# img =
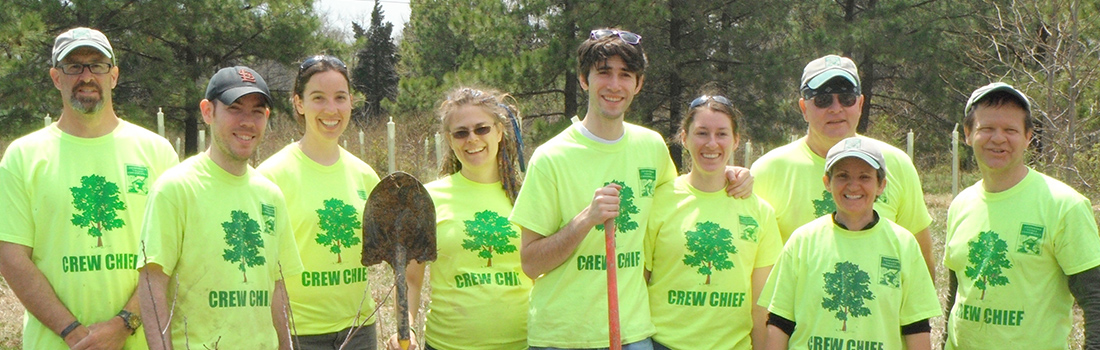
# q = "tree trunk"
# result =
<box><xmin>562</xmin><ymin>0</ymin><xmax>578</xmax><ymax>120</ymax></box>
<box><xmin>667</xmin><ymin>0</ymin><xmax>685</xmax><ymax>171</ymax></box>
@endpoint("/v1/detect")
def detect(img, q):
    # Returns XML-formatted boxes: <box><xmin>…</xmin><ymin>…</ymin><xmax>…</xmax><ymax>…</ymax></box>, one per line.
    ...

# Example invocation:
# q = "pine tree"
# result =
<box><xmin>315</xmin><ymin>198</ymin><xmax>362</xmax><ymax>263</ymax></box>
<box><xmin>70</xmin><ymin>174</ymin><xmax>127</xmax><ymax>247</ymax></box>
<box><xmin>222</xmin><ymin>210</ymin><xmax>266</xmax><ymax>283</ymax></box>
<box><xmin>682</xmin><ymin>221</ymin><xmax>737</xmax><ymax>284</ymax></box>
<box><xmin>351</xmin><ymin>0</ymin><xmax>400</xmax><ymax>124</ymax></box>
<box><xmin>461</xmin><ymin>210</ymin><xmax>517</xmax><ymax>267</ymax></box>
<box><xmin>821</xmin><ymin>261</ymin><xmax>875</xmax><ymax>331</ymax></box>
<box><xmin>965</xmin><ymin>231</ymin><xmax>1013</xmax><ymax>300</ymax></box>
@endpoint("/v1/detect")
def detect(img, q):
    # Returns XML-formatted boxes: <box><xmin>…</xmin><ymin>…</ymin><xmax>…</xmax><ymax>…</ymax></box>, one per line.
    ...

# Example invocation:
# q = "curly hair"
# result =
<box><xmin>437</xmin><ymin>87</ymin><xmax>525</xmax><ymax>204</ymax></box>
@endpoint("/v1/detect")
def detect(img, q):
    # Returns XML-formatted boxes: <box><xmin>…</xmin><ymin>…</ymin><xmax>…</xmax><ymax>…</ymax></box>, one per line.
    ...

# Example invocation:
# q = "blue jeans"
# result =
<box><xmin>530</xmin><ymin>337</ymin><xmax>654</xmax><ymax>350</ymax></box>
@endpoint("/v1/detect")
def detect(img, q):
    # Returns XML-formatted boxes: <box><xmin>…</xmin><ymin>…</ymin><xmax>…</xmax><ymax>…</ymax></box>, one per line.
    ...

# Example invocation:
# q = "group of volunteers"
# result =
<box><xmin>0</xmin><ymin>23</ymin><xmax>1097</xmax><ymax>350</ymax></box>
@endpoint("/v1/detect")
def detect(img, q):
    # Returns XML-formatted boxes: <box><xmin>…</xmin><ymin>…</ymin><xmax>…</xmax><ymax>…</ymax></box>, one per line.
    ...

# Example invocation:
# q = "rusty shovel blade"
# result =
<box><xmin>362</xmin><ymin>171</ymin><xmax>437</xmax><ymax>350</ymax></box>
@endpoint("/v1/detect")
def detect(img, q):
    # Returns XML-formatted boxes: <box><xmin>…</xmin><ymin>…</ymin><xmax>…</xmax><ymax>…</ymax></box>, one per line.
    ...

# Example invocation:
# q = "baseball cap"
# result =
<box><xmin>964</xmin><ymin>82</ymin><xmax>1030</xmax><ymax>116</ymax></box>
<box><xmin>52</xmin><ymin>27</ymin><xmax>114</xmax><ymax>66</ymax></box>
<box><xmin>825</xmin><ymin>137</ymin><xmax>886</xmax><ymax>174</ymax></box>
<box><xmin>204</xmin><ymin>66</ymin><xmax>272</xmax><ymax>106</ymax></box>
<box><xmin>801</xmin><ymin>55</ymin><xmax>860</xmax><ymax>91</ymax></box>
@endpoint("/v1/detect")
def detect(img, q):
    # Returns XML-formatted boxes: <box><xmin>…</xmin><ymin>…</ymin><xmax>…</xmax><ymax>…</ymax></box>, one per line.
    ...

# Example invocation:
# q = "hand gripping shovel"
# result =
<box><xmin>362</xmin><ymin>172</ymin><xmax>437</xmax><ymax>350</ymax></box>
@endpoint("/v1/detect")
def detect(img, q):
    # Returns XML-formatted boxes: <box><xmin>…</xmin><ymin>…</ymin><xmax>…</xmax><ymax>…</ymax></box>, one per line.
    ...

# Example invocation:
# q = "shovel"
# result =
<box><xmin>362</xmin><ymin>172</ymin><xmax>437</xmax><ymax>350</ymax></box>
<box><xmin>605</xmin><ymin>219</ymin><xmax>622</xmax><ymax>350</ymax></box>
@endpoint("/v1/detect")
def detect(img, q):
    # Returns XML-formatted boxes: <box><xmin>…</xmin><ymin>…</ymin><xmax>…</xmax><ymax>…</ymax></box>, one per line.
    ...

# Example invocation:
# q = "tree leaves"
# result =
<box><xmin>965</xmin><ymin>230</ymin><xmax>1013</xmax><ymax>300</ymax></box>
<box><xmin>222</xmin><ymin>210</ymin><xmax>266</xmax><ymax>283</ymax></box>
<box><xmin>821</xmin><ymin>261</ymin><xmax>875</xmax><ymax>331</ymax></box>
<box><xmin>682</xmin><ymin>221</ymin><xmax>737</xmax><ymax>284</ymax></box>
<box><xmin>315</xmin><ymin>198</ymin><xmax>362</xmax><ymax>263</ymax></box>
<box><xmin>70</xmin><ymin>174</ymin><xmax>127</xmax><ymax>247</ymax></box>
<box><xmin>460</xmin><ymin>210</ymin><xmax>517</xmax><ymax>267</ymax></box>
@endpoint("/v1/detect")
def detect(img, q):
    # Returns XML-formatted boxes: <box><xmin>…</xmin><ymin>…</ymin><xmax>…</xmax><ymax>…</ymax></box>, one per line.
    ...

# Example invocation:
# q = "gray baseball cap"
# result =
<box><xmin>204</xmin><ymin>66</ymin><xmax>272</xmax><ymax>106</ymax></box>
<box><xmin>52</xmin><ymin>27</ymin><xmax>114</xmax><ymax>66</ymax></box>
<box><xmin>964</xmin><ymin>82</ymin><xmax>1030</xmax><ymax>117</ymax></box>
<box><xmin>825</xmin><ymin>137</ymin><xmax>885</xmax><ymax>174</ymax></box>
<box><xmin>801</xmin><ymin>55</ymin><xmax>860</xmax><ymax>91</ymax></box>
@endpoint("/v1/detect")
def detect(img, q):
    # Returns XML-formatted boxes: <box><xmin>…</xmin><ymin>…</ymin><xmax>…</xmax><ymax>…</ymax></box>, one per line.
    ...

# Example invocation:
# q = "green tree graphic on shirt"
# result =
<box><xmin>821</xmin><ymin>261</ymin><xmax>875</xmax><ymax>331</ymax></box>
<box><xmin>965</xmin><ymin>231</ymin><xmax>1013</xmax><ymax>300</ymax></box>
<box><xmin>461</xmin><ymin>210</ymin><xmax>517</xmax><ymax>267</ymax></box>
<box><xmin>813</xmin><ymin>190</ymin><xmax>836</xmax><ymax>217</ymax></box>
<box><xmin>222</xmin><ymin>210</ymin><xmax>266</xmax><ymax>282</ymax></box>
<box><xmin>683</xmin><ymin>221</ymin><xmax>737</xmax><ymax>284</ymax></box>
<box><xmin>315</xmin><ymin>198</ymin><xmax>362</xmax><ymax>263</ymax></box>
<box><xmin>595</xmin><ymin>180</ymin><xmax>639</xmax><ymax>233</ymax></box>
<box><xmin>70</xmin><ymin>174</ymin><xmax>127</xmax><ymax>247</ymax></box>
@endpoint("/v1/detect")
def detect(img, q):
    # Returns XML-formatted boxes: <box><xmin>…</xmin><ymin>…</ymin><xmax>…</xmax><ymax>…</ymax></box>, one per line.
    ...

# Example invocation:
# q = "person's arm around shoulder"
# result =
<box><xmin>520</xmin><ymin>184</ymin><xmax>622</xmax><ymax>278</ymax></box>
<box><xmin>0</xmin><ymin>242</ymin><xmax>90</xmax><ymax>347</ymax></box>
<box><xmin>724</xmin><ymin>166</ymin><xmax>754</xmax><ymax>199</ymax></box>
<box><xmin>139</xmin><ymin>264</ymin><xmax>173</xmax><ymax>350</ymax></box>
<box><xmin>1069</xmin><ymin>265</ymin><xmax>1100</xmax><ymax>349</ymax></box>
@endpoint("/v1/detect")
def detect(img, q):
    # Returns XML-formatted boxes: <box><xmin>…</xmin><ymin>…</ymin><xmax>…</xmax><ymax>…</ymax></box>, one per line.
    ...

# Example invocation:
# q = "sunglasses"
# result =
<box><xmin>451</xmin><ymin>125</ymin><xmax>494</xmax><ymax>139</ymax></box>
<box><xmin>590</xmin><ymin>29</ymin><xmax>642</xmax><ymax>45</ymax></box>
<box><xmin>57</xmin><ymin>62</ymin><xmax>112</xmax><ymax>75</ymax></box>
<box><xmin>299</xmin><ymin>55</ymin><xmax>347</xmax><ymax>72</ymax></box>
<box><xmin>689</xmin><ymin>95</ymin><xmax>733</xmax><ymax>109</ymax></box>
<box><xmin>811</xmin><ymin>93</ymin><xmax>859</xmax><ymax>108</ymax></box>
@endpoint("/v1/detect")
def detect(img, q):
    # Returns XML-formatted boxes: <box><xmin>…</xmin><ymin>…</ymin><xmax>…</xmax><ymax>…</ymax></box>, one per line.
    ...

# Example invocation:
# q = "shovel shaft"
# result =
<box><xmin>605</xmin><ymin>219</ymin><xmax>621</xmax><ymax>350</ymax></box>
<box><xmin>394</xmin><ymin>246</ymin><xmax>411</xmax><ymax>350</ymax></box>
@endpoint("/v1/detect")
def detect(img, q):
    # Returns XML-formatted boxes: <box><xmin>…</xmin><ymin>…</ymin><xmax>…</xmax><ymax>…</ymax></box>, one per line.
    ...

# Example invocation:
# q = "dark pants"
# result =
<box><xmin>293</xmin><ymin>324</ymin><xmax>377</xmax><ymax>350</ymax></box>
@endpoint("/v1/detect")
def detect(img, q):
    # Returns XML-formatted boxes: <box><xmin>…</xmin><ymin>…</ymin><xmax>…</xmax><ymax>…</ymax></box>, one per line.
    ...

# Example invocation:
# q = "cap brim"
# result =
<box><xmin>806</xmin><ymin>70</ymin><xmax>859</xmax><ymax>90</ymax></box>
<box><xmin>216</xmin><ymin>87</ymin><xmax>272</xmax><ymax>107</ymax></box>
<box><xmin>56</xmin><ymin>43</ymin><xmax>114</xmax><ymax>63</ymax></box>
<box><xmin>965</xmin><ymin>85</ymin><xmax>1030</xmax><ymax>115</ymax></box>
<box><xmin>826</xmin><ymin>152</ymin><xmax>882</xmax><ymax>172</ymax></box>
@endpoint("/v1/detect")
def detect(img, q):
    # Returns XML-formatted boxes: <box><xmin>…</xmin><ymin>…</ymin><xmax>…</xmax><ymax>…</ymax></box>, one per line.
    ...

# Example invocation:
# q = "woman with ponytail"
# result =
<box><xmin>387</xmin><ymin>87</ymin><xmax>531</xmax><ymax>350</ymax></box>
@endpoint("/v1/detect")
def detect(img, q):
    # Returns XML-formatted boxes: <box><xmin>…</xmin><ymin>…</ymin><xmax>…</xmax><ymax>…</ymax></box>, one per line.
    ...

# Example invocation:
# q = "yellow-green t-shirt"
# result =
<box><xmin>510</xmin><ymin>122</ymin><xmax>677</xmax><ymax>348</ymax></box>
<box><xmin>645</xmin><ymin>175</ymin><xmax>782</xmax><ymax>350</ymax></box>
<box><xmin>0</xmin><ymin>121</ymin><xmax>178</xmax><ymax>350</ymax></box>
<box><xmin>257</xmin><ymin>144</ymin><xmax>381</xmax><ymax>335</ymax></box>
<box><xmin>759</xmin><ymin>215</ymin><xmax>941</xmax><ymax>350</ymax></box>
<box><xmin>422</xmin><ymin>172</ymin><xmax>531</xmax><ymax>350</ymax></box>
<box><xmin>750</xmin><ymin>136</ymin><xmax>932</xmax><ymax>241</ymax></box>
<box><xmin>139</xmin><ymin>153</ymin><xmax>304</xmax><ymax>349</ymax></box>
<box><xmin>944</xmin><ymin>169</ymin><xmax>1100</xmax><ymax>350</ymax></box>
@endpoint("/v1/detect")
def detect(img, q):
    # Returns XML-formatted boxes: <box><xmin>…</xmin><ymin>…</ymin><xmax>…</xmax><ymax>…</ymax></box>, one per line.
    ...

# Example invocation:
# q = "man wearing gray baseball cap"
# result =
<box><xmin>750</xmin><ymin>54</ymin><xmax>936</xmax><ymax>275</ymax></box>
<box><xmin>942</xmin><ymin>82</ymin><xmax>1100</xmax><ymax>349</ymax></box>
<box><xmin>138</xmin><ymin>65</ymin><xmax>302</xmax><ymax>349</ymax></box>
<box><xmin>0</xmin><ymin>27</ymin><xmax>179</xmax><ymax>349</ymax></box>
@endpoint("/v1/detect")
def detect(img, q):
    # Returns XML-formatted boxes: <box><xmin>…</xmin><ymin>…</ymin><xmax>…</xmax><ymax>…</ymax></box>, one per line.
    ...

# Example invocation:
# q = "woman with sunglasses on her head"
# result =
<box><xmin>645</xmin><ymin>91</ymin><xmax>782</xmax><ymax>350</ymax></box>
<box><xmin>386</xmin><ymin>87</ymin><xmax>532</xmax><ymax>350</ymax></box>
<box><xmin>257</xmin><ymin>55</ymin><xmax>382</xmax><ymax>350</ymax></box>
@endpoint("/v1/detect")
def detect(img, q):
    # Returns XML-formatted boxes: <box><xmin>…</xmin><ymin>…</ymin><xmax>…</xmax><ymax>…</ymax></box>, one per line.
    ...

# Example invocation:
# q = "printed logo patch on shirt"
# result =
<box><xmin>965</xmin><ymin>230</ymin><xmax>1013</xmax><ymax>300</ymax></box>
<box><xmin>261</xmin><ymin>203</ymin><xmax>277</xmax><ymax>235</ymax></box>
<box><xmin>314</xmin><ymin>198</ymin><xmax>362</xmax><ymax>263</ymax></box>
<box><xmin>821</xmin><ymin>261</ymin><xmax>874</xmax><ymax>332</ymax></box>
<box><xmin>221</xmin><ymin>210</ymin><xmax>267</xmax><ymax>283</ymax></box>
<box><xmin>461</xmin><ymin>210</ymin><xmax>518</xmax><ymax>267</ymax></box>
<box><xmin>70</xmin><ymin>174</ymin><xmax>127</xmax><ymax>248</ymax></box>
<box><xmin>1016</xmin><ymin>223</ymin><xmax>1045</xmax><ymax>256</ymax></box>
<box><xmin>738</xmin><ymin>215</ymin><xmax>759</xmax><ymax>242</ymax></box>
<box><xmin>813</xmin><ymin>190</ymin><xmax>836</xmax><ymax>217</ymax></box>
<box><xmin>878</xmin><ymin>256</ymin><xmax>901</xmax><ymax>288</ymax></box>
<box><xmin>682</xmin><ymin>221</ymin><xmax>737</xmax><ymax>285</ymax></box>
<box><xmin>638</xmin><ymin>168</ymin><xmax>656</xmax><ymax>197</ymax></box>
<box><xmin>596</xmin><ymin>180</ymin><xmax>639</xmax><ymax>233</ymax></box>
<box><xmin>125</xmin><ymin>164</ymin><xmax>150</xmax><ymax>195</ymax></box>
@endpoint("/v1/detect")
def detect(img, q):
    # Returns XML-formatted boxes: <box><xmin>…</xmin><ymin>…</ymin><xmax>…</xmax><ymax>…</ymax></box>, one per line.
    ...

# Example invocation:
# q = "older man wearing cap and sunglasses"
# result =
<box><xmin>137</xmin><ymin>66</ymin><xmax>303</xmax><ymax>350</ymax></box>
<box><xmin>0</xmin><ymin>27</ymin><xmax>179</xmax><ymax>349</ymax></box>
<box><xmin>750</xmin><ymin>54</ymin><xmax>936</xmax><ymax>275</ymax></box>
<box><xmin>942</xmin><ymin>82</ymin><xmax>1100</xmax><ymax>350</ymax></box>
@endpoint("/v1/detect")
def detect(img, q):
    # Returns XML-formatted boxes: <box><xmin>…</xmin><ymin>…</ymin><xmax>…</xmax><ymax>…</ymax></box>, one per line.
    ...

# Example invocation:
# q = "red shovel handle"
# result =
<box><xmin>605</xmin><ymin>218</ymin><xmax>622</xmax><ymax>350</ymax></box>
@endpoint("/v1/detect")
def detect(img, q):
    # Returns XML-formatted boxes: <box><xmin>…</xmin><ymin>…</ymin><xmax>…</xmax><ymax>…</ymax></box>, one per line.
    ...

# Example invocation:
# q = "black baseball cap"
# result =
<box><xmin>204</xmin><ymin>66</ymin><xmax>272</xmax><ymax>106</ymax></box>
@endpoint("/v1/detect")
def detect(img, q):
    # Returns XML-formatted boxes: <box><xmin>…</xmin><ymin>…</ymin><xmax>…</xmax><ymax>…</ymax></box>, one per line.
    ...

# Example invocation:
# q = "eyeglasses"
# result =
<box><xmin>57</xmin><ymin>62</ymin><xmax>112</xmax><ymax>75</ymax></box>
<box><xmin>450</xmin><ymin>125</ymin><xmax>494</xmax><ymax>139</ymax></box>
<box><xmin>811</xmin><ymin>93</ymin><xmax>859</xmax><ymax>108</ymax></box>
<box><xmin>689</xmin><ymin>95</ymin><xmax>733</xmax><ymax>109</ymax></box>
<box><xmin>299</xmin><ymin>55</ymin><xmax>347</xmax><ymax>72</ymax></box>
<box><xmin>590</xmin><ymin>29</ymin><xmax>642</xmax><ymax>45</ymax></box>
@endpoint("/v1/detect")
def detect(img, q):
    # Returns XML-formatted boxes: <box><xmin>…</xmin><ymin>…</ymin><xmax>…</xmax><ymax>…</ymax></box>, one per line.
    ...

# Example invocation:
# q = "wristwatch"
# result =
<box><xmin>116</xmin><ymin>310</ymin><xmax>142</xmax><ymax>335</ymax></box>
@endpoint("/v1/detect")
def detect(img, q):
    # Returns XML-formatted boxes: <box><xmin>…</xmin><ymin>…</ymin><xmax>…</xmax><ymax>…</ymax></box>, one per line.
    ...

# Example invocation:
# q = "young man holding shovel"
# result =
<box><xmin>137</xmin><ymin>66</ymin><xmax>303</xmax><ymax>350</ymax></box>
<box><xmin>510</xmin><ymin>28</ymin><xmax>752</xmax><ymax>350</ymax></box>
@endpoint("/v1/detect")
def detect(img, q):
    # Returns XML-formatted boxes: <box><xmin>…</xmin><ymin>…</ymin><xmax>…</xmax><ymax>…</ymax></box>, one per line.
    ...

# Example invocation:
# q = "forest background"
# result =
<box><xmin>0</xmin><ymin>0</ymin><xmax>1098</xmax><ymax>349</ymax></box>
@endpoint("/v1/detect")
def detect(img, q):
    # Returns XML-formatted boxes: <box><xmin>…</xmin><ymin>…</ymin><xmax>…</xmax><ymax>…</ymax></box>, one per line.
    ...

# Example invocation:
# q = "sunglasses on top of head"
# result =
<box><xmin>590</xmin><ymin>29</ymin><xmax>642</xmax><ymax>45</ymax></box>
<box><xmin>451</xmin><ymin>125</ymin><xmax>494</xmax><ymax>139</ymax></box>
<box><xmin>689</xmin><ymin>95</ymin><xmax>733</xmax><ymax>109</ymax></box>
<box><xmin>299</xmin><ymin>55</ymin><xmax>347</xmax><ymax>73</ymax></box>
<box><xmin>810</xmin><ymin>93</ymin><xmax>859</xmax><ymax>109</ymax></box>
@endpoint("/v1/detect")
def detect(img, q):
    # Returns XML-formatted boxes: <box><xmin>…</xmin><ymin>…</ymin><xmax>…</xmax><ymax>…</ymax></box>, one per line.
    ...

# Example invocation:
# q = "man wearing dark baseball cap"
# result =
<box><xmin>942</xmin><ymin>82</ymin><xmax>1100</xmax><ymax>349</ymax></box>
<box><xmin>138</xmin><ymin>66</ymin><xmax>303</xmax><ymax>349</ymax></box>
<box><xmin>750</xmin><ymin>54</ymin><xmax>936</xmax><ymax>275</ymax></box>
<box><xmin>0</xmin><ymin>27</ymin><xmax>179</xmax><ymax>349</ymax></box>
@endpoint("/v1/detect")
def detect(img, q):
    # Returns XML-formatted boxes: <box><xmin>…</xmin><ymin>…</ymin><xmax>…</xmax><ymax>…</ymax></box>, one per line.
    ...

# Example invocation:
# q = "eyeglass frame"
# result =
<box><xmin>449</xmin><ymin>124</ymin><xmax>496</xmax><ymax>140</ymax></box>
<box><xmin>299</xmin><ymin>55</ymin><xmax>347</xmax><ymax>73</ymax></box>
<box><xmin>807</xmin><ymin>92</ymin><xmax>859</xmax><ymax>108</ymax></box>
<box><xmin>589</xmin><ymin>29</ymin><xmax>642</xmax><ymax>45</ymax></box>
<box><xmin>689</xmin><ymin>95</ymin><xmax>733</xmax><ymax>109</ymax></box>
<box><xmin>56</xmin><ymin>62</ymin><xmax>113</xmax><ymax>75</ymax></box>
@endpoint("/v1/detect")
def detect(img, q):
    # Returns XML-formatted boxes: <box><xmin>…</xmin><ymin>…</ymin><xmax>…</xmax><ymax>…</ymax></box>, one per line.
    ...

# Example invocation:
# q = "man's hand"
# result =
<box><xmin>520</xmin><ymin>184</ymin><xmax>623</xmax><ymax>278</ymax></box>
<box><xmin>581</xmin><ymin>183</ymin><xmax>622</xmax><ymax>228</ymax></box>
<box><xmin>71</xmin><ymin>317</ymin><xmax>129</xmax><ymax>350</ymax></box>
<box><xmin>724</xmin><ymin>166</ymin><xmax>754</xmax><ymax>199</ymax></box>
